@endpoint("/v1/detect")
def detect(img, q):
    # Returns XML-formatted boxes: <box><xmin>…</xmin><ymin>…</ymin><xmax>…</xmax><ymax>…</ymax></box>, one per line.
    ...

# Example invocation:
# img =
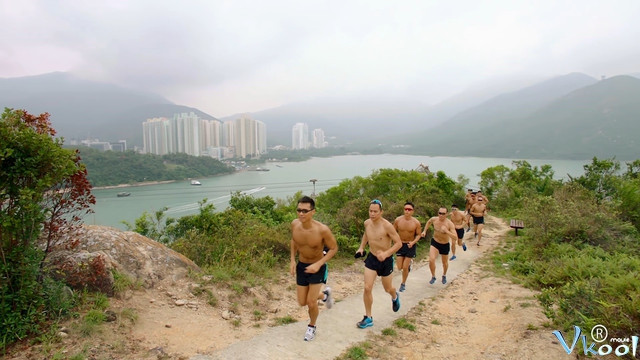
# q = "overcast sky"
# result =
<box><xmin>1</xmin><ymin>0</ymin><xmax>639</xmax><ymax>117</ymax></box>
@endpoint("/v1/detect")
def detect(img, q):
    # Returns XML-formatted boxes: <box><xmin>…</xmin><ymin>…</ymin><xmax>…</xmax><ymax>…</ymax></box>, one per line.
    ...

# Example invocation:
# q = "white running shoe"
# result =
<box><xmin>304</xmin><ymin>325</ymin><xmax>316</xmax><ymax>341</ymax></box>
<box><xmin>323</xmin><ymin>287</ymin><xmax>334</xmax><ymax>309</ymax></box>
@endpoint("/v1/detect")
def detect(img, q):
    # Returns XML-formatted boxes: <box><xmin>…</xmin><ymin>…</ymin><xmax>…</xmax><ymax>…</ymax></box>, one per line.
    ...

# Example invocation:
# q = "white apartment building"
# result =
<box><xmin>142</xmin><ymin>117</ymin><xmax>172</xmax><ymax>155</ymax></box>
<box><xmin>143</xmin><ymin>112</ymin><xmax>265</xmax><ymax>159</ymax></box>
<box><xmin>311</xmin><ymin>128</ymin><xmax>326</xmax><ymax>148</ymax></box>
<box><xmin>230</xmin><ymin>115</ymin><xmax>267</xmax><ymax>158</ymax></box>
<box><xmin>292</xmin><ymin>122</ymin><xmax>309</xmax><ymax>150</ymax></box>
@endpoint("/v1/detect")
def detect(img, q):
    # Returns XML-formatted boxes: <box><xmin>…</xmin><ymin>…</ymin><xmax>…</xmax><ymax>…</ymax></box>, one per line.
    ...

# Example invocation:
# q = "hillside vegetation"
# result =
<box><xmin>2</xmin><ymin>107</ymin><xmax>639</xmax><ymax>357</ymax></box>
<box><xmin>73</xmin><ymin>147</ymin><xmax>234</xmax><ymax>187</ymax></box>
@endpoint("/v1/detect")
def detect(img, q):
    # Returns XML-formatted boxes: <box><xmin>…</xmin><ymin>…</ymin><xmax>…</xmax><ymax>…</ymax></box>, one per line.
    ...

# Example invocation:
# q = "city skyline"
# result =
<box><xmin>143</xmin><ymin>113</ymin><xmax>266</xmax><ymax>159</ymax></box>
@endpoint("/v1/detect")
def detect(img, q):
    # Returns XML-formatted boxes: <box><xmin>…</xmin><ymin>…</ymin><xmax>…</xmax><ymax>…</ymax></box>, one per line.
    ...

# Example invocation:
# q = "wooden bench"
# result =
<box><xmin>510</xmin><ymin>219</ymin><xmax>524</xmax><ymax>235</ymax></box>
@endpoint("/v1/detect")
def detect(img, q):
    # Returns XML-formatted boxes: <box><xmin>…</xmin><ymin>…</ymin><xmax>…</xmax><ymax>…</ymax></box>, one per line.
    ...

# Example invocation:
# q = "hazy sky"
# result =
<box><xmin>2</xmin><ymin>0</ymin><xmax>639</xmax><ymax>117</ymax></box>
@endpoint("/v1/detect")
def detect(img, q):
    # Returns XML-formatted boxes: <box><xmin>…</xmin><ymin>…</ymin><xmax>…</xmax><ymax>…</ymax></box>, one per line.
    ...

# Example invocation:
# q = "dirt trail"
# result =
<box><xmin>187</xmin><ymin>216</ymin><xmax>567</xmax><ymax>360</ymax></box>
<box><xmin>6</xmin><ymin>215</ymin><xmax>568</xmax><ymax>360</ymax></box>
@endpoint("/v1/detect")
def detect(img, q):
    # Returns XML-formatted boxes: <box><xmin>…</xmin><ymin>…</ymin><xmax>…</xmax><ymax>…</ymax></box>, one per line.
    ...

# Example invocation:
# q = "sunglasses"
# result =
<box><xmin>438</xmin><ymin>212</ymin><xmax>446</xmax><ymax>215</ymax></box>
<box><xmin>296</xmin><ymin>208</ymin><xmax>313</xmax><ymax>214</ymax></box>
<box><xmin>404</xmin><ymin>207</ymin><xmax>414</xmax><ymax>211</ymax></box>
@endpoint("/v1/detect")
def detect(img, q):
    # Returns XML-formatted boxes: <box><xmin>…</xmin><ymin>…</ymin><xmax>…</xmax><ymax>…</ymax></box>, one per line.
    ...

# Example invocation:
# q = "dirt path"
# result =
<box><xmin>6</xmin><ymin>215</ymin><xmax>569</xmax><ymax>359</ymax></box>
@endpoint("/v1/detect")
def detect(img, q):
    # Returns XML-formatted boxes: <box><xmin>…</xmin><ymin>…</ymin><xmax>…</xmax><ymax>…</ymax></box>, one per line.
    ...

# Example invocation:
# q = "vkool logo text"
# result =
<box><xmin>553</xmin><ymin>325</ymin><xmax>638</xmax><ymax>357</ymax></box>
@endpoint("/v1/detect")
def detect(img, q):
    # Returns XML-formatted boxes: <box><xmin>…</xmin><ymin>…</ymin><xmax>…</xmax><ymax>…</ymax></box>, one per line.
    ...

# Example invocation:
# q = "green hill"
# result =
<box><xmin>403</xmin><ymin>74</ymin><xmax>639</xmax><ymax>160</ymax></box>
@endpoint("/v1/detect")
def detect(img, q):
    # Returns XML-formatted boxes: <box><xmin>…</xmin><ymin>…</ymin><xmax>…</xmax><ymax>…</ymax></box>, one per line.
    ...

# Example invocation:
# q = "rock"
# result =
<box><xmin>104</xmin><ymin>310</ymin><xmax>117</xmax><ymax>322</ymax></box>
<box><xmin>43</xmin><ymin>225</ymin><xmax>201</xmax><ymax>294</ymax></box>
<box><xmin>469</xmin><ymin>308</ymin><xmax>478</xmax><ymax>313</ymax></box>
<box><xmin>221</xmin><ymin>310</ymin><xmax>232</xmax><ymax>320</ymax></box>
<box><xmin>174</xmin><ymin>299</ymin><xmax>187</xmax><ymax>306</ymax></box>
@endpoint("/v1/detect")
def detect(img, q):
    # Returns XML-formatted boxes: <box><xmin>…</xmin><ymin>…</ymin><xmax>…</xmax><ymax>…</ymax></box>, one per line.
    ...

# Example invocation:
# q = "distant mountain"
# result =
<box><xmin>402</xmin><ymin>74</ymin><xmax>639</xmax><ymax>160</ymax></box>
<box><xmin>223</xmin><ymin>99</ymin><xmax>432</xmax><ymax>147</ymax></box>
<box><xmin>229</xmin><ymin>76</ymin><xmax>541</xmax><ymax>147</ymax></box>
<box><xmin>0</xmin><ymin>72</ymin><xmax>216</xmax><ymax>146</ymax></box>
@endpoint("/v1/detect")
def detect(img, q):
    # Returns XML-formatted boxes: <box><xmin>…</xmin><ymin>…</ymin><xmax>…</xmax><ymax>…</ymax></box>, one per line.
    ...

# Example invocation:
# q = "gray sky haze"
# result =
<box><xmin>1</xmin><ymin>0</ymin><xmax>639</xmax><ymax>117</ymax></box>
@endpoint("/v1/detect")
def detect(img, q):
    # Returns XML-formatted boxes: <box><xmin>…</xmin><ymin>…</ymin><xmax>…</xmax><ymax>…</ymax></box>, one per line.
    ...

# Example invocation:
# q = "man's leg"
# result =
<box><xmin>450</xmin><ymin>237</ymin><xmax>457</xmax><ymax>259</ymax></box>
<box><xmin>380</xmin><ymin>274</ymin><xmax>397</xmax><ymax>300</ymax></box>
<box><xmin>428</xmin><ymin>245</ymin><xmax>438</xmax><ymax>284</ymax></box>
<box><xmin>306</xmin><ymin>283</ymin><xmax>323</xmax><ymax>326</ymax></box>
<box><xmin>401</xmin><ymin>257</ymin><xmax>410</xmax><ymax>284</ymax></box>
<box><xmin>396</xmin><ymin>255</ymin><xmax>404</xmax><ymax>271</ymax></box>
<box><xmin>477</xmin><ymin>224</ymin><xmax>484</xmax><ymax>245</ymax></box>
<box><xmin>363</xmin><ymin>268</ymin><xmax>377</xmax><ymax>317</ymax></box>
<box><xmin>441</xmin><ymin>254</ymin><xmax>449</xmax><ymax>284</ymax></box>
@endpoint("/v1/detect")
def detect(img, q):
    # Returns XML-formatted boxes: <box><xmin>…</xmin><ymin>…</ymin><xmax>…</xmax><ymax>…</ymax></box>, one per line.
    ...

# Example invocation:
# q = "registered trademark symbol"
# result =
<box><xmin>591</xmin><ymin>324</ymin><xmax>608</xmax><ymax>343</ymax></box>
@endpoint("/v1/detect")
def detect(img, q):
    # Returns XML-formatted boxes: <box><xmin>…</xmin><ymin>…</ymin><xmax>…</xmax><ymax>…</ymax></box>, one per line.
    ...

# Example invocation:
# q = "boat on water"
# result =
<box><xmin>248</xmin><ymin>167</ymin><xmax>270</xmax><ymax>171</ymax></box>
<box><xmin>116</xmin><ymin>192</ymin><xmax>131</xmax><ymax>197</ymax></box>
<box><xmin>191</xmin><ymin>180</ymin><xmax>202</xmax><ymax>185</ymax></box>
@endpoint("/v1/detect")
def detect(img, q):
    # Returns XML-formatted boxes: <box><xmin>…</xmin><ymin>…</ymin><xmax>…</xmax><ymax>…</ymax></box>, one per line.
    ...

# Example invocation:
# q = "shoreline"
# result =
<box><xmin>92</xmin><ymin>180</ymin><xmax>176</xmax><ymax>190</ymax></box>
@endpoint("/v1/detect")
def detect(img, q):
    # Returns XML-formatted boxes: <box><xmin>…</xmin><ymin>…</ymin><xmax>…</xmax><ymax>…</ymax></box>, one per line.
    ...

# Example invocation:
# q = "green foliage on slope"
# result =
<box><xmin>74</xmin><ymin>147</ymin><xmax>234</xmax><ymax>187</ymax></box>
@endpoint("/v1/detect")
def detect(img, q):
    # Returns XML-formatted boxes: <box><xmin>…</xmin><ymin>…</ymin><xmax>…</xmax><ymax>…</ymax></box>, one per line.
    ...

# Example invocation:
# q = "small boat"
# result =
<box><xmin>116</xmin><ymin>192</ymin><xmax>131</xmax><ymax>197</ymax></box>
<box><xmin>191</xmin><ymin>180</ymin><xmax>202</xmax><ymax>186</ymax></box>
<box><xmin>275</xmin><ymin>164</ymin><xmax>283</xmax><ymax>168</ymax></box>
<box><xmin>249</xmin><ymin>167</ymin><xmax>270</xmax><ymax>171</ymax></box>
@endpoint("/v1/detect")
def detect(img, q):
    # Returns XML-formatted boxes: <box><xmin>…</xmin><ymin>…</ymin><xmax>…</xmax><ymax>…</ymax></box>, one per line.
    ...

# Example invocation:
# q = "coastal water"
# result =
<box><xmin>88</xmin><ymin>154</ymin><xmax>589</xmax><ymax>229</ymax></box>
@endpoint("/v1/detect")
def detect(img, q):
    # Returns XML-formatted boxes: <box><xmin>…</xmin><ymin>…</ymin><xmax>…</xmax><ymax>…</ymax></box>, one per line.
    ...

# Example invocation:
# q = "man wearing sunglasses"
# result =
<box><xmin>290</xmin><ymin>196</ymin><xmax>338</xmax><ymax>341</ymax></box>
<box><xmin>393</xmin><ymin>202</ymin><xmax>422</xmax><ymax>292</ymax></box>
<box><xmin>355</xmin><ymin>199</ymin><xmax>403</xmax><ymax>329</ymax></box>
<box><xmin>469</xmin><ymin>195</ymin><xmax>488</xmax><ymax>246</ymax></box>
<box><xmin>421</xmin><ymin>207</ymin><xmax>458</xmax><ymax>284</ymax></box>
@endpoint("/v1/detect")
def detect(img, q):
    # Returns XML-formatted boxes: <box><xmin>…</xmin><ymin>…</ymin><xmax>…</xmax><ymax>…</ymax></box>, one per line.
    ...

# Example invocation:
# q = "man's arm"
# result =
<box><xmin>356</xmin><ymin>220</ymin><xmax>369</xmax><ymax>255</ymax></box>
<box><xmin>290</xmin><ymin>229</ymin><xmax>298</xmax><ymax>276</ymax></box>
<box><xmin>421</xmin><ymin>217</ymin><xmax>433</xmax><ymax>237</ymax></box>
<box><xmin>381</xmin><ymin>221</ymin><xmax>402</xmax><ymax>260</ymax></box>
<box><xmin>318</xmin><ymin>225</ymin><xmax>338</xmax><ymax>266</ymax></box>
<box><xmin>410</xmin><ymin>219</ymin><xmax>422</xmax><ymax>246</ymax></box>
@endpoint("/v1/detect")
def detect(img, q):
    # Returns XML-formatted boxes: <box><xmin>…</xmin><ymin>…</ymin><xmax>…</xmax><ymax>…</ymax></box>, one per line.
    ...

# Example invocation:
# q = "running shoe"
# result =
<box><xmin>429</xmin><ymin>277</ymin><xmax>436</xmax><ymax>285</ymax></box>
<box><xmin>304</xmin><ymin>325</ymin><xmax>316</xmax><ymax>341</ymax></box>
<box><xmin>398</xmin><ymin>283</ymin><xmax>406</xmax><ymax>292</ymax></box>
<box><xmin>357</xmin><ymin>316</ymin><xmax>373</xmax><ymax>328</ymax></box>
<box><xmin>462</xmin><ymin>243</ymin><xmax>467</xmax><ymax>251</ymax></box>
<box><xmin>450</xmin><ymin>255</ymin><xmax>457</xmax><ymax>261</ymax></box>
<box><xmin>323</xmin><ymin>287</ymin><xmax>334</xmax><ymax>309</ymax></box>
<box><xmin>392</xmin><ymin>293</ymin><xmax>401</xmax><ymax>312</ymax></box>
<box><xmin>442</xmin><ymin>276</ymin><xmax>447</xmax><ymax>284</ymax></box>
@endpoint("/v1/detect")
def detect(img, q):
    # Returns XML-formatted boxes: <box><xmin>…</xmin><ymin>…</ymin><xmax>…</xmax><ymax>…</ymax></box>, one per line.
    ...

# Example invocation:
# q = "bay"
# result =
<box><xmin>88</xmin><ymin>154</ymin><xmax>589</xmax><ymax>230</ymax></box>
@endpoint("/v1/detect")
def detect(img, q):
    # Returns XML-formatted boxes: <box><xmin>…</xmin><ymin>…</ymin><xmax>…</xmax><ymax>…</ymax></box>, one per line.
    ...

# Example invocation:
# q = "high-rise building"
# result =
<box><xmin>143</xmin><ymin>112</ymin><xmax>263</xmax><ymax>159</ymax></box>
<box><xmin>142</xmin><ymin>117</ymin><xmax>172</xmax><ymax>155</ymax></box>
<box><xmin>311</xmin><ymin>128</ymin><xmax>326</xmax><ymax>148</ymax></box>
<box><xmin>292</xmin><ymin>122</ymin><xmax>309</xmax><ymax>150</ymax></box>
<box><xmin>232</xmin><ymin>115</ymin><xmax>267</xmax><ymax>158</ymax></box>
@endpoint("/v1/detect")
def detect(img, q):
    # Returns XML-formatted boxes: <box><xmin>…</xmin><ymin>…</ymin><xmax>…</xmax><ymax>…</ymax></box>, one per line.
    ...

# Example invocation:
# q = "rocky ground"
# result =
<box><xmin>4</xmin><ymin>216</ymin><xmax>571</xmax><ymax>359</ymax></box>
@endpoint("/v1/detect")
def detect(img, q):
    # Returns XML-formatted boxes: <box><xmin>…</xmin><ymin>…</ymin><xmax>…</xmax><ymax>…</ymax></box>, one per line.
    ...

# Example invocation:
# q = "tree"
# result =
<box><xmin>1</xmin><ymin>108</ymin><xmax>95</xmax><ymax>346</ymax></box>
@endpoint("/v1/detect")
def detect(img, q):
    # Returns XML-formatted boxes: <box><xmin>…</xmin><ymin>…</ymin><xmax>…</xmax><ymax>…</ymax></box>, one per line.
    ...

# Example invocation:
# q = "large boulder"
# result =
<box><xmin>45</xmin><ymin>225</ymin><xmax>200</xmax><ymax>294</ymax></box>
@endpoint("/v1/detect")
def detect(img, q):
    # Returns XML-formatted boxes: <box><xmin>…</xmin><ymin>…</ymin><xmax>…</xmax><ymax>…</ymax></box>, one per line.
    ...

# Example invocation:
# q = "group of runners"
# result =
<box><xmin>290</xmin><ymin>192</ymin><xmax>488</xmax><ymax>341</ymax></box>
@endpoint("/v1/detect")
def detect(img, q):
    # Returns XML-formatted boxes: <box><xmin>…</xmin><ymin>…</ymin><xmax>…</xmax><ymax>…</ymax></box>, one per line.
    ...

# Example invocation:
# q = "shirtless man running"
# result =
<box><xmin>448</xmin><ymin>204</ymin><xmax>468</xmax><ymax>260</ymax></box>
<box><xmin>355</xmin><ymin>199</ymin><xmax>403</xmax><ymax>329</ymax></box>
<box><xmin>421</xmin><ymin>207</ymin><xmax>458</xmax><ymax>284</ymax></box>
<box><xmin>469</xmin><ymin>196</ymin><xmax>488</xmax><ymax>246</ymax></box>
<box><xmin>290</xmin><ymin>196</ymin><xmax>338</xmax><ymax>341</ymax></box>
<box><xmin>393</xmin><ymin>202</ymin><xmax>422</xmax><ymax>292</ymax></box>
